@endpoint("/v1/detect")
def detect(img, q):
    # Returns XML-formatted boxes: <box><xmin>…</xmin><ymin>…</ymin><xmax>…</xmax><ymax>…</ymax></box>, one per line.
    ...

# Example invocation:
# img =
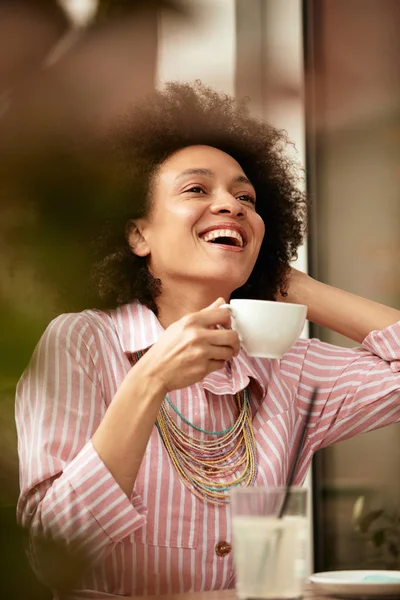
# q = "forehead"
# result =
<box><xmin>158</xmin><ymin>145</ymin><xmax>246</xmax><ymax>178</ymax></box>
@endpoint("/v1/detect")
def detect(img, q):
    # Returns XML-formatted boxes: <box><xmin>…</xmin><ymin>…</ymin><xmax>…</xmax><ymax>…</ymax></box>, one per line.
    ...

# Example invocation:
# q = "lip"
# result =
<box><xmin>198</xmin><ymin>222</ymin><xmax>248</xmax><ymax>246</ymax></box>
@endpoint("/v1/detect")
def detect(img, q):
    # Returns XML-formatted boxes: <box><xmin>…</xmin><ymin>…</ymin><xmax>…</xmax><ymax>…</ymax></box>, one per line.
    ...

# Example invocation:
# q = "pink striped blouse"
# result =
<box><xmin>16</xmin><ymin>302</ymin><xmax>400</xmax><ymax>598</ymax></box>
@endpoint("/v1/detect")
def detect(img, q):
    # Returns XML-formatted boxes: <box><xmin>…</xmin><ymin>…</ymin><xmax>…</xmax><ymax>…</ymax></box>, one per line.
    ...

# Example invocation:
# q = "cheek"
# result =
<box><xmin>147</xmin><ymin>207</ymin><xmax>202</xmax><ymax>252</ymax></box>
<box><xmin>165</xmin><ymin>202</ymin><xmax>205</xmax><ymax>227</ymax></box>
<box><xmin>179</xmin><ymin>202</ymin><xmax>207</xmax><ymax>223</ymax></box>
<box><xmin>253</xmin><ymin>215</ymin><xmax>265</xmax><ymax>246</ymax></box>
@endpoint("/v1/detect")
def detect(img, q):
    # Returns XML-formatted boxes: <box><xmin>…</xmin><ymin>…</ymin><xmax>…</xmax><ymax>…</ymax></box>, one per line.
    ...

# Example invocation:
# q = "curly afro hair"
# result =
<box><xmin>94</xmin><ymin>81</ymin><xmax>308</xmax><ymax>314</ymax></box>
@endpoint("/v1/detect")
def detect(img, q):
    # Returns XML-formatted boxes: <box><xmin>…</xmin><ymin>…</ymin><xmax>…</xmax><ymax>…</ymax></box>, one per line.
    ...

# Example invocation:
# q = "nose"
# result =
<box><xmin>210</xmin><ymin>192</ymin><xmax>247</xmax><ymax>218</ymax></box>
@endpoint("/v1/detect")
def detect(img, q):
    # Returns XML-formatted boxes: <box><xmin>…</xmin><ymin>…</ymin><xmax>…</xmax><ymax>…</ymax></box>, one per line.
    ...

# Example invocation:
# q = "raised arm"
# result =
<box><xmin>278</xmin><ymin>268</ymin><xmax>400</xmax><ymax>470</ymax></box>
<box><xmin>282</xmin><ymin>267</ymin><xmax>400</xmax><ymax>343</ymax></box>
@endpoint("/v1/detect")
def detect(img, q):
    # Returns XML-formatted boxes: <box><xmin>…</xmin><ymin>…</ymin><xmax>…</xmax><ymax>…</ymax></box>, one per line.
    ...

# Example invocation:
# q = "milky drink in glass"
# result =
<box><xmin>231</xmin><ymin>487</ymin><xmax>308</xmax><ymax>600</ymax></box>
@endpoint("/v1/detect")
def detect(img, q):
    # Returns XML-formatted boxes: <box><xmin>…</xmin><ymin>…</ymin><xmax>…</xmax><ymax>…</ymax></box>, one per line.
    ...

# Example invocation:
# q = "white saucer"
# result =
<box><xmin>309</xmin><ymin>570</ymin><xmax>400</xmax><ymax>598</ymax></box>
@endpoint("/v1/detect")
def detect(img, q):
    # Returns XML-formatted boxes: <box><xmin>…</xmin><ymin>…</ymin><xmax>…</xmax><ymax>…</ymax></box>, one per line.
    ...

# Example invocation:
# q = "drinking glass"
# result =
<box><xmin>231</xmin><ymin>487</ymin><xmax>308</xmax><ymax>600</ymax></box>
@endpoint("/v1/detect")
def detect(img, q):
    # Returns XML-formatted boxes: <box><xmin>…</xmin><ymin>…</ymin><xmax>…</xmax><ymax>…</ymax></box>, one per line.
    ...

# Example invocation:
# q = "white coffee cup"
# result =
<box><xmin>221</xmin><ymin>299</ymin><xmax>307</xmax><ymax>359</ymax></box>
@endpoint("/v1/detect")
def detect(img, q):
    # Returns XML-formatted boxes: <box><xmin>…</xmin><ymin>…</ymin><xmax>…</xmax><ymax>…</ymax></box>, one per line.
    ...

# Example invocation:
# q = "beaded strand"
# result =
<box><xmin>135</xmin><ymin>351</ymin><xmax>258</xmax><ymax>505</ymax></box>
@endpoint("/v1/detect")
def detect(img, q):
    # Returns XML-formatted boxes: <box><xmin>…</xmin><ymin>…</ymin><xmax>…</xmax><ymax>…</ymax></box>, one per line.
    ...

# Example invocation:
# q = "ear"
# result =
<box><xmin>126</xmin><ymin>219</ymin><xmax>150</xmax><ymax>257</ymax></box>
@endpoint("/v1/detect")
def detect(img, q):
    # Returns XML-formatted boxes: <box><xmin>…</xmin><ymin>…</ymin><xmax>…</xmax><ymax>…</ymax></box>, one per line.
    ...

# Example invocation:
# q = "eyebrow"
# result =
<box><xmin>174</xmin><ymin>168</ymin><xmax>214</xmax><ymax>181</ymax></box>
<box><xmin>174</xmin><ymin>168</ymin><xmax>253</xmax><ymax>187</ymax></box>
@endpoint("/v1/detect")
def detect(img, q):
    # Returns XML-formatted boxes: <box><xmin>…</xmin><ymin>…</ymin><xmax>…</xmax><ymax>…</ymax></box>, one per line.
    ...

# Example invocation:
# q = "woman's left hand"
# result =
<box><xmin>278</xmin><ymin>266</ymin><xmax>400</xmax><ymax>343</ymax></box>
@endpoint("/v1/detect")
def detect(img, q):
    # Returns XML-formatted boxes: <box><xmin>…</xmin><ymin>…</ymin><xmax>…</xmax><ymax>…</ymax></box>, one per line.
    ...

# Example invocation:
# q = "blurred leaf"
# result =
<box><xmin>371</xmin><ymin>529</ymin><xmax>386</xmax><ymax>548</ymax></box>
<box><xmin>357</xmin><ymin>509</ymin><xmax>384</xmax><ymax>533</ymax></box>
<box><xmin>388</xmin><ymin>542</ymin><xmax>399</xmax><ymax>558</ymax></box>
<box><xmin>352</xmin><ymin>495</ymin><xmax>365</xmax><ymax>527</ymax></box>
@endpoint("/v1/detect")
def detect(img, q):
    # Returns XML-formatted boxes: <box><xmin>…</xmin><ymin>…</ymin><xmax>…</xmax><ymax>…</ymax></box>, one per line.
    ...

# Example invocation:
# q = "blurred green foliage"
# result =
<box><xmin>0</xmin><ymin>1</ymin><xmax>184</xmax><ymax>596</ymax></box>
<box><xmin>353</xmin><ymin>496</ymin><xmax>400</xmax><ymax>568</ymax></box>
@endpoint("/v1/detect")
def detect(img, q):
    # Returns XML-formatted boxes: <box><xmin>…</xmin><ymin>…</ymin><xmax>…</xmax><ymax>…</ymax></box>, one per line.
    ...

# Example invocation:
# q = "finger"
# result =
<box><xmin>201</xmin><ymin>297</ymin><xmax>226</xmax><ymax>311</ymax></box>
<box><xmin>194</xmin><ymin>307</ymin><xmax>232</xmax><ymax>329</ymax></box>
<box><xmin>207</xmin><ymin>359</ymin><xmax>228</xmax><ymax>374</ymax></box>
<box><xmin>205</xmin><ymin>329</ymin><xmax>240</xmax><ymax>353</ymax></box>
<box><xmin>208</xmin><ymin>345</ymin><xmax>236</xmax><ymax>362</ymax></box>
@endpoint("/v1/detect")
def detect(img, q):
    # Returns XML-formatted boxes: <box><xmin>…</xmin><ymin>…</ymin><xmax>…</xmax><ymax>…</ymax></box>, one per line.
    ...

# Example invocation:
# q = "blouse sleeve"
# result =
<box><xmin>15</xmin><ymin>312</ymin><xmax>147</xmax><ymax>587</ymax></box>
<box><xmin>295</xmin><ymin>321</ymin><xmax>400</xmax><ymax>452</ymax></box>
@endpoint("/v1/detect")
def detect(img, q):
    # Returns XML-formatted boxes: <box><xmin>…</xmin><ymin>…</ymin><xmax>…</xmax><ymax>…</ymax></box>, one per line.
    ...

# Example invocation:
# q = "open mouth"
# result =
<box><xmin>200</xmin><ymin>228</ymin><xmax>245</xmax><ymax>248</ymax></box>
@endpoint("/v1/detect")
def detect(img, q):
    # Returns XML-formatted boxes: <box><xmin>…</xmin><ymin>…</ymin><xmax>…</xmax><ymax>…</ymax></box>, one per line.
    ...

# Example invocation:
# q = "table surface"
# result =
<box><xmin>128</xmin><ymin>585</ymin><xmax>334</xmax><ymax>600</ymax></box>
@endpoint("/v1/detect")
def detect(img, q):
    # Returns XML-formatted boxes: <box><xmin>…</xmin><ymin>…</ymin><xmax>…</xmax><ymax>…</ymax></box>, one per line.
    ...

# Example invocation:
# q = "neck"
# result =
<box><xmin>155</xmin><ymin>282</ymin><xmax>232</xmax><ymax>329</ymax></box>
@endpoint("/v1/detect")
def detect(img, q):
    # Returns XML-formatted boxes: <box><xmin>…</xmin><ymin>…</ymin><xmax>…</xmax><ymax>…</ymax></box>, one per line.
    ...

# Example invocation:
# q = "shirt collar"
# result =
<box><xmin>109</xmin><ymin>302</ymin><xmax>268</xmax><ymax>397</ymax></box>
<box><xmin>109</xmin><ymin>302</ymin><xmax>163</xmax><ymax>354</ymax></box>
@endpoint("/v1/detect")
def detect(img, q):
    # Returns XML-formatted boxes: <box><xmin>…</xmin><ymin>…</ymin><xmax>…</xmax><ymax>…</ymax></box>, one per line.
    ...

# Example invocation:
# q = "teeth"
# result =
<box><xmin>200</xmin><ymin>229</ymin><xmax>244</xmax><ymax>247</ymax></box>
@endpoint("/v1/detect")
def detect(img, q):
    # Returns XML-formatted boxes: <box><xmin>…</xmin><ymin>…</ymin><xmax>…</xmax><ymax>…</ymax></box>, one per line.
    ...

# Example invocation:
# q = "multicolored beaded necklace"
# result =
<box><xmin>134</xmin><ymin>351</ymin><xmax>258</xmax><ymax>505</ymax></box>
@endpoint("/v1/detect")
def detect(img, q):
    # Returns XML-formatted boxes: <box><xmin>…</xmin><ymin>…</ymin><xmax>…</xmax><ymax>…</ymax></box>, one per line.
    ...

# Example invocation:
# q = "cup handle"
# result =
<box><xmin>218</xmin><ymin>304</ymin><xmax>233</xmax><ymax>328</ymax></box>
<box><xmin>218</xmin><ymin>304</ymin><xmax>243</xmax><ymax>343</ymax></box>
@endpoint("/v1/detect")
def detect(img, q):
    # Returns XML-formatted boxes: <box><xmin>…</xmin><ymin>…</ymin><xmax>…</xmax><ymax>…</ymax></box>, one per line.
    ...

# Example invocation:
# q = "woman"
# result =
<box><xmin>16</xmin><ymin>82</ymin><xmax>400</xmax><ymax>599</ymax></box>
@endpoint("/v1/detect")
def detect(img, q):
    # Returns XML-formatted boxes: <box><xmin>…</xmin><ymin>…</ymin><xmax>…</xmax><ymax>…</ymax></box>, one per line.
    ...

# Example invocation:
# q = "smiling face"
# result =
<box><xmin>129</xmin><ymin>145</ymin><xmax>265</xmax><ymax>299</ymax></box>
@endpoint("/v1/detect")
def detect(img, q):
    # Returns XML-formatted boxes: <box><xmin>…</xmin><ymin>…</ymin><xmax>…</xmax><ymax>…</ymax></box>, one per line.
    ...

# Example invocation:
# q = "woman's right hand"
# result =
<box><xmin>128</xmin><ymin>298</ymin><xmax>240</xmax><ymax>394</ymax></box>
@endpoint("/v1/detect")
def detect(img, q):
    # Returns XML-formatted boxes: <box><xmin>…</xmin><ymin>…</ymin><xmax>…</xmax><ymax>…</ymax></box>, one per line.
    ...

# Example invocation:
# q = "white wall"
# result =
<box><xmin>260</xmin><ymin>0</ymin><xmax>307</xmax><ymax>276</ymax></box>
<box><xmin>157</xmin><ymin>0</ymin><xmax>236</xmax><ymax>94</ymax></box>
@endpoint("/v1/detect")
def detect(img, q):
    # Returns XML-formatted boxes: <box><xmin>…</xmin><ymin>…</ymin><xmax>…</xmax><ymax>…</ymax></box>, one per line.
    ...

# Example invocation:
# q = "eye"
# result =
<box><xmin>184</xmin><ymin>186</ymin><xmax>206</xmax><ymax>194</ymax></box>
<box><xmin>237</xmin><ymin>193</ymin><xmax>256</xmax><ymax>206</ymax></box>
